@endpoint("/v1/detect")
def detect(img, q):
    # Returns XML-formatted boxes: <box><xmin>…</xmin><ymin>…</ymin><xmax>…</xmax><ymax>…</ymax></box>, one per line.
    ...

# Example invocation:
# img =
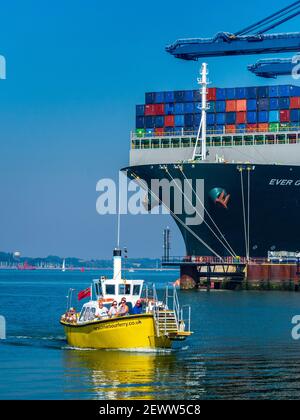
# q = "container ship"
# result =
<box><xmin>123</xmin><ymin>77</ymin><xmax>300</xmax><ymax>267</ymax></box>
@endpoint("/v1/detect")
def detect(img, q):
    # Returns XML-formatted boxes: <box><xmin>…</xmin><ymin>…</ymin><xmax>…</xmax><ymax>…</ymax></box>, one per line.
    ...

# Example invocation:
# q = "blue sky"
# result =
<box><xmin>0</xmin><ymin>0</ymin><xmax>298</xmax><ymax>259</ymax></box>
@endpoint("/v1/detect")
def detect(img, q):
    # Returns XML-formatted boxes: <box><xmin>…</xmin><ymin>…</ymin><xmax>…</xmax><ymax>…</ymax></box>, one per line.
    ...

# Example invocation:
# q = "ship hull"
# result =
<box><xmin>123</xmin><ymin>162</ymin><xmax>300</xmax><ymax>258</ymax></box>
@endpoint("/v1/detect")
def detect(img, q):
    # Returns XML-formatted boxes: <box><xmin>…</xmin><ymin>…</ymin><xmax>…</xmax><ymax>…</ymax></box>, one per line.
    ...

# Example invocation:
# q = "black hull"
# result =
<box><xmin>123</xmin><ymin>163</ymin><xmax>300</xmax><ymax>258</ymax></box>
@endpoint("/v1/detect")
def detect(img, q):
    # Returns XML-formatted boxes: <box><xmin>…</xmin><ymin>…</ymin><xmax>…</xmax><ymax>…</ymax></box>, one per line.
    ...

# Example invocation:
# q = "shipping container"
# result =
<box><xmin>154</xmin><ymin>92</ymin><xmax>165</xmax><ymax>103</ymax></box>
<box><xmin>236</xmin><ymin>87</ymin><xmax>247</xmax><ymax>99</ymax></box>
<box><xmin>258</xmin><ymin>111</ymin><xmax>269</xmax><ymax>123</ymax></box>
<box><xmin>194</xmin><ymin>114</ymin><xmax>201</xmax><ymax>127</ymax></box>
<box><xmin>258</xmin><ymin>123</ymin><xmax>269</xmax><ymax>132</ymax></box>
<box><xmin>207</xmin><ymin>88</ymin><xmax>217</xmax><ymax>101</ymax></box>
<box><xmin>215</xmin><ymin>101</ymin><xmax>226</xmax><ymax>113</ymax></box>
<box><xmin>216</xmin><ymin>88</ymin><xmax>227</xmax><ymax>100</ymax></box>
<box><xmin>226</xmin><ymin>112</ymin><xmax>236</xmax><ymax>124</ymax></box>
<box><xmin>194</xmin><ymin>102</ymin><xmax>202</xmax><ymax>113</ymax></box>
<box><xmin>165</xmin><ymin>103</ymin><xmax>175</xmax><ymax>115</ymax></box>
<box><xmin>145</xmin><ymin>93</ymin><xmax>156</xmax><ymax>104</ymax></box>
<box><xmin>290</xmin><ymin>85</ymin><xmax>300</xmax><ymax>97</ymax></box>
<box><xmin>278</xmin><ymin>85</ymin><xmax>291</xmax><ymax>97</ymax></box>
<box><xmin>175</xmin><ymin>115</ymin><xmax>185</xmax><ymax>127</ymax></box>
<box><xmin>215</xmin><ymin>125</ymin><xmax>225</xmax><ymax>134</ymax></box>
<box><xmin>290</xmin><ymin>97</ymin><xmax>300</xmax><ymax>109</ymax></box>
<box><xmin>136</xmin><ymin>116</ymin><xmax>145</xmax><ymax>129</ymax></box>
<box><xmin>164</xmin><ymin>127</ymin><xmax>175</xmax><ymax>134</ymax></box>
<box><xmin>226</xmin><ymin>125</ymin><xmax>236</xmax><ymax>133</ymax></box>
<box><xmin>278</xmin><ymin>97</ymin><xmax>290</xmax><ymax>110</ymax></box>
<box><xmin>269</xmin><ymin>110</ymin><xmax>280</xmax><ymax>122</ymax></box>
<box><xmin>155</xmin><ymin>127</ymin><xmax>164</xmax><ymax>135</ymax></box>
<box><xmin>207</xmin><ymin>113</ymin><xmax>215</xmax><ymax>125</ymax></box>
<box><xmin>207</xmin><ymin>101</ymin><xmax>216</xmax><ymax>113</ymax></box>
<box><xmin>246</xmin><ymin>87</ymin><xmax>257</xmax><ymax>99</ymax></box>
<box><xmin>154</xmin><ymin>104</ymin><xmax>165</xmax><ymax>115</ymax></box>
<box><xmin>257</xmin><ymin>86</ymin><xmax>269</xmax><ymax>98</ymax></box>
<box><xmin>183</xmin><ymin>102</ymin><xmax>194</xmax><ymax>114</ymax></box>
<box><xmin>257</xmin><ymin>98</ymin><xmax>269</xmax><ymax>111</ymax></box>
<box><xmin>269</xmin><ymin>98</ymin><xmax>279</xmax><ymax>110</ymax></box>
<box><xmin>225</xmin><ymin>88</ymin><xmax>236</xmax><ymax>100</ymax></box>
<box><xmin>236</xmin><ymin>111</ymin><xmax>246</xmax><ymax>124</ymax></box>
<box><xmin>247</xmin><ymin>111</ymin><xmax>257</xmax><ymax>124</ymax></box>
<box><xmin>165</xmin><ymin>91</ymin><xmax>175</xmax><ymax>102</ymax></box>
<box><xmin>247</xmin><ymin>99</ymin><xmax>257</xmax><ymax>111</ymax></box>
<box><xmin>136</xmin><ymin>105</ymin><xmax>145</xmax><ymax>116</ymax></box>
<box><xmin>269</xmin><ymin>122</ymin><xmax>280</xmax><ymax>132</ymax></box>
<box><xmin>226</xmin><ymin>100</ymin><xmax>236</xmax><ymax>112</ymax></box>
<box><xmin>144</xmin><ymin>104</ymin><xmax>156</xmax><ymax>116</ymax></box>
<box><xmin>280</xmin><ymin>122</ymin><xmax>290</xmax><ymax>130</ymax></box>
<box><xmin>247</xmin><ymin>124</ymin><xmax>258</xmax><ymax>132</ymax></box>
<box><xmin>184</xmin><ymin>114</ymin><xmax>194</xmax><ymax>127</ymax></box>
<box><xmin>216</xmin><ymin>113</ymin><xmax>226</xmax><ymax>125</ymax></box>
<box><xmin>193</xmin><ymin>90</ymin><xmax>202</xmax><ymax>102</ymax></box>
<box><xmin>174</xmin><ymin>90</ymin><xmax>185</xmax><ymax>102</ymax></box>
<box><xmin>135</xmin><ymin>128</ymin><xmax>146</xmax><ymax>137</ymax></box>
<box><xmin>146</xmin><ymin>128</ymin><xmax>154</xmax><ymax>136</ymax></box>
<box><xmin>164</xmin><ymin>115</ymin><xmax>175</xmax><ymax>127</ymax></box>
<box><xmin>290</xmin><ymin>109</ymin><xmax>300</xmax><ymax>122</ymax></box>
<box><xmin>155</xmin><ymin>116</ymin><xmax>164</xmax><ymax>128</ymax></box>
<box><xmin>236</xmin><ymin>99</ymin><xmax>247</xmax><ymax>112</ymax></box>
<box><xmin>280</xmin><ymin>110</ymin><xmax>290</xmax><ymax>122</ymax></box>
<box><xmin>269</xmin><ymin>86</ymin><xmax>279</xmax><ymax>97</ymax></box>
<box><xmin>184</xmin><ymin>90</ymin><xmax>194</xmax><ymax>102</ymax></box>
<box><xmin>145</xmin><ymin>116</ymin><xmax>155</xmax><ymax>129</ymax></box>
<box><xmin>237</xmin><ymin>124</ymin><xmax>246</xmax><ymax>132</ymax></box>
<box><xmin>174</xmin><ymin>103</ymin><xmax>185</xmax><ymax>114</ymax></box>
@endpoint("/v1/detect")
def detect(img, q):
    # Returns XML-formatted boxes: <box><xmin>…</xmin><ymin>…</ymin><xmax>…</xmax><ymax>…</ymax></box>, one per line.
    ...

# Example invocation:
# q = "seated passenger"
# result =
<box><xmin>132</xmin><ymin>299</ymin><xmax>143</xmax><ymax>315</ymax></box>
<box><xmin>118</xmin><ymin>297</ymin><xmax>129</xmax><ymax>317</ymax></box>
<box><xmin>108</xmin><ymin>301</ymin><xmax>119</xmax><ymax>317</ymax></box>
<box><xmin>95</xmin><ymin>300</ymin><xmax>109</xmax><ymax>319</ymax></box>
<box><xmin>67</xmin><ymin>308</ymin><xmax>77</xmax><ymax>324</ymax></box>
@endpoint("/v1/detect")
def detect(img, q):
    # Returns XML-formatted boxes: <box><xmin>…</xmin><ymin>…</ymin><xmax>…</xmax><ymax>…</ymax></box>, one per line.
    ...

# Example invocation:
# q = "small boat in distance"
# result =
<box><xmin>62</xmin><ymin>259</ymin><xmax>66</xmax><ymax>272</ymax></box>
<box><xmin>60</xmin><ymin>248</ymin><xmax>192</xmax><ymax>350</ymax></box>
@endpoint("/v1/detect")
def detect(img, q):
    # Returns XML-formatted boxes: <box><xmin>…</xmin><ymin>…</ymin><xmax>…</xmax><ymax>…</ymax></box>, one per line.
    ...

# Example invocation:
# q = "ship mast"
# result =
<box><xmin>192</xmin><ymin>62</ymin><xmax>209</xmax><ymax>161</ymax></box>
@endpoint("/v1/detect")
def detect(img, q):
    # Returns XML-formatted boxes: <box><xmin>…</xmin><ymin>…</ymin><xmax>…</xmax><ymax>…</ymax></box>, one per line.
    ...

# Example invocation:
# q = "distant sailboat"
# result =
<box><xmin>62</xmin><ymin>259</ymin><xmax>66</xmax><ymax>272</ymax></box>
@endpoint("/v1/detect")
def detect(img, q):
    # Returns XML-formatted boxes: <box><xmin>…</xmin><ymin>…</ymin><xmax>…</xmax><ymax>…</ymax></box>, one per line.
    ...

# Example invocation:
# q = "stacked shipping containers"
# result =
<box><xmin>135</xmin><ymin>85</ymin><xmax>300</xmax><ymax>136</ymax></box>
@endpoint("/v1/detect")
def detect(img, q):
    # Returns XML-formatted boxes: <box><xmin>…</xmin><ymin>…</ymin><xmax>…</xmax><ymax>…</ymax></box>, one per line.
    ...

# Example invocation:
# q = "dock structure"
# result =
<box><xmin>162</xmin><ymin>256</ymin><xmax>300</xmax><ymax>291</ymax></box>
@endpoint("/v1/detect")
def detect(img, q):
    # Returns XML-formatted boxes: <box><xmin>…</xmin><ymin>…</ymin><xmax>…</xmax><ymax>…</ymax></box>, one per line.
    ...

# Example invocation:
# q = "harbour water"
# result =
<box><xmin>0</xmin><ymin>269</ymin><xmax>300</xmax><ymax>400</ymax></box>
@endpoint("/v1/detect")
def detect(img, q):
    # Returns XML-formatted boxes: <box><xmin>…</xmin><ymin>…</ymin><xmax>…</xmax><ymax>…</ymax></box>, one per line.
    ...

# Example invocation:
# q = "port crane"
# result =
<box><xmin>248</xmin><ymin>57</ymin><xmax>300</xmax><ymax>78</ymax></box>
<box><xmin>166</xmin><ymin>1</ymin><xmax>300</xmax><ymax>60</ymax></box>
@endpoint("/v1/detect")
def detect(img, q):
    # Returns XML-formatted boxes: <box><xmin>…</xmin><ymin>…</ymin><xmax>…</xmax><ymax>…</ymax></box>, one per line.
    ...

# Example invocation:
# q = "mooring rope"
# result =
<box><xmin>240</xmin><ymin>169</ymin><xmax>249</xmax><ymax>260</ymax></box>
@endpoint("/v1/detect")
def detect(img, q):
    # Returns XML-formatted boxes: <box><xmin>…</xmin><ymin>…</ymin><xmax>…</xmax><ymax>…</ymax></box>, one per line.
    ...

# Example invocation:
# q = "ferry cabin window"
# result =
<box><xmin>119</xmin><ymin>284</ymin><xmax>131</xmax><ymax>295</ymax></box>
<box><xmin>105</xmin><ymin>285</ymin><xmax>115</xmax><ymax>295</ymax></box>
<box><xmin>94</xmin><ymin>282</ymin><xmax>102</xmax><ymax>296</ymax></box>
<box><xmin>133</xmin><ymin>285</ymin><xmax>141</xmax><ymax>296</ymax></box>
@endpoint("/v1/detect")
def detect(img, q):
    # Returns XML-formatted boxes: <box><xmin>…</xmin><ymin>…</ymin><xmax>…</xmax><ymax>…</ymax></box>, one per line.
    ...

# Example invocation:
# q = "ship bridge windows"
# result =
<box><xmin>161</xmin><ymin>138</ymin><xmax>171</xmax><ymax>148</ymax></box>
<box><xmin>254</xmin><ymin>135</ymin><xmax>264</xmax><ymax>145</ymax></box>
<box><xmin>105</xmin><ymin>285</ymin><xmax>116</xmax><ymax>295</ymax></box>
<box><xmin>171</xmin><ymin>138</ymin><xmax>180</xmax><ymax>148</ymax></box>
<box><xmin>119</xmin><ymin>284</ymin><xmax>131</xmax><ymax>295</ymax></box>
<box><xmin>133</xmin><ymin>285</ymin><xmax>141</xmax><ymax>296</ymax></box>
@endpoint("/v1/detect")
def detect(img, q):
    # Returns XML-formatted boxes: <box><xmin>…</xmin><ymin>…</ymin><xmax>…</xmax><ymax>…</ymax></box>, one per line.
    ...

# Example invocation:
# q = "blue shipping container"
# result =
<box><xmin>207</xmin><ymin>114</ymin><xmax>215</xmax><ymax>125</ymax></box>
<box><xmin>145</xmin><ymin>128</ymin><xmax>154</xmax><ymax>136</ymax></box>
<box><xmin>165</xmin><ymin>91</ymin><xmax>175</xmax><ymax>102</ymax></box>
<box><xmin>174</xmin><ymin>103</ymin><xmax>185</xmax><ymax>114</ymax></box>
<box><xmin>225</xmin><ymin>88</ymin><xmax>236</xmax><ymax>100</ymax></box>
<box><xmin>269</xmin><ymin>98</ymin><xmax>279</xmax><ymax>110</ymax></box>
<box><xmin>290</xmin><ymin>85</ymin><xmax>300</xmax><ymax>97</ymax></box>
<box><xmin>175</xmin><ymin>115</ymin><xmax>185</xmax><ymax>127</ymax></box>
<box><xmin>257</xmin><ymin>86</ymin><xmax>269</xmax><ymax>98</ymax></box>
<box><xmin>145</xmin><ymin>92</ymin><xmax>155</xmax><ymax>104</ymax></box>
<box><xmin>257</xmin><ymin>98</ymin><xmax>269</xmax><ymax>111</ymax></box>
<box><xmin>278</xmin><ymin>97</ymin><xmax>290</xmax><ymax>109</ymax></box>
<box><xmin>194</xmin><ymin>114</ymin><xmax>201</xmax><ymax>126</ymax></box>
<box><xmin>184</xmin><ymin>114</ymin><xmax>194</xmax><ymax>126</ymax></box>
<box><xmin>216</xmin><ymin>88</ymin><xmax>227</xmax><ymax>100</ymax></box>
<box><xmin>269</xmin><ymin>86</ymin><xmax>279</xmax><ymax>97</ymax></box>
<box><xmin>136</xmin><ymin>116</ymin><xmax>145</xmax><ymax>129</ymax></box>
<box><xmin>236</xmin><ymin>87</ymin><xmax>247</xmax><ymax>99</ymax></box>
<box><xmin>258</xmin><ymin>111</ymin><xmax>269</xmax><ymax>123</ymax></box>
<box><xmin>278</xmin><ymin>85</ymin><xmax>291</xmax><ymax>97</ymax></box>
<box><xmin>154</xmin><ymin>92</ymin><xmax>165</xmax><ymax>103</ymax></box>
<box><xmin>237</xmin><ymin>124</ymin><xmax>246</xmax><ymax>132</ymax></box>
<box><xmin>246</xmin><ymin>87</ymin><xmax>257</xmax><ymax>99</ymax></box>
<box><xmin>207</xmin><ymin>101</ymin><xmax>216</xmax><ymax>113</ymax></box>
<box><xmin>247</xmin><ymin>99</ymin><xmax>257</xmax><ymax>111</ymax></box>
<box><xmin>215</xmin><ymin>125</ymin><xmax>225</xmax><ymax>134</ymax></box>
<box><xmin>225</xmin><ymin>112</ymin><xmax>236</xmax><ymax>124</ymax></box>
<box><xmin>183</xmin><ymin>103</ymin><xmax>194</xmax><ymax>114</ymax></box>
<box><xmin>165</xmin><ymin>103</ymin><xmax>174</xmax><ymax>115</ymax></box>
<box><xmin>291</xmin><ymin>109</ymin><xmax>300</xmax><ymax>122</ymax></box>
<box><xmin>136</xmin><ymin>105</ymin><xmax>145</xmax><ymax>116</ymax></box>
<box><xmin>269</xmin><ymin>111</ymin><xmax>280</xmax><ymax>122</ymax></box>
<box><xmin>155</xmin><ymin>116</ymin><xmax>164</xmax><ymax>128</ymax></box>
<box><xmin>174</xmin><ymin>91</ymin><xmax>185</xmax><ymax>102</ymax></box>
<box><xmin>216</xmin><ymin>113</ymin><xmax>226</xmax><ymax>125</ymax></box>
<box><xmin>145</xmin><ymin>116</ymin><xmax>155</xmax><ymax>128</ymax></box>
<box><xmin>215</xmin><ymin>101</ymin><xmax>226</xmax><ymax>112</ymax></box>
<box><xmin>193</xmin><ymin>90</ymin><xmax>202</xmax><ymax>101</ymax></box>
<box><xmin>247</xmin><ymin>111</ymin><xmax>257</xmax><ymax>123</ymax></box>
<box><xmin>184</xmin><ymin>90</ymin><xmax>194</xmax><ymax>102</ymax></box>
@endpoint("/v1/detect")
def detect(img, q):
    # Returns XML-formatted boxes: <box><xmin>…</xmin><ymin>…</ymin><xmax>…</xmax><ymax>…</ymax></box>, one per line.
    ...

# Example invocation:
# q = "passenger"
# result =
<box><xmin>67</xmin><ymin>308</ymin><xmax>77</xmax><ymax>324</ymax></box>
<box><xmin>132</xmin><ymin>299</ymin><xmax>143</xmax><ymax>315</ymax></box>
<box><xmin>95</xmin><ymin>300</ymin><xmax>109</xmax><ymax>319</ymax></box>
<box><xmin>108</xmin><ymin>301</ymin><xmax>119</xmax><ymax>318</ymax></box>
<box><xmin>118</xmin><ymin>297</ymin><xmax>129</xmax><ymax>317</ymax></box>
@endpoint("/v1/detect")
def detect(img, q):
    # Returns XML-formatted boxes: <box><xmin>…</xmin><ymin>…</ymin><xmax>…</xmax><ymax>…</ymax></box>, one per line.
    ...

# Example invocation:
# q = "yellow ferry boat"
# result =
<box><xmin>60</xmin><ymin>249</ymin><xmax>192</xmax><ymax>350</ymax></box>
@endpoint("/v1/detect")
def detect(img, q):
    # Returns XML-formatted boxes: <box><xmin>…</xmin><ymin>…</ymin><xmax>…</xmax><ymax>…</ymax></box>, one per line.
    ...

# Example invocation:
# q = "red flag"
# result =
<box><xmin>78</xmin><ymin>287</ymin><xmax>91</xmax><ymax>301</ymax></box>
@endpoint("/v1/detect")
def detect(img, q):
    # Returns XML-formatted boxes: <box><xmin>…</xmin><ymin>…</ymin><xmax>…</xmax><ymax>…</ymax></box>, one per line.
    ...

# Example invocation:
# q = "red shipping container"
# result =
<box><xmin>207</xmin><ymin>88</ymin><xmax>217</xmax><ymax>101</ymax></box>
<box><xmin>236</xmin><ymin>112</ymin><xmax>246</xmax><ymax>124</ymax></box>
<box><xmin>144</xmin><ymin>104</ymin><xmax>156</xmax><ymax>116</ymax></box>
<box><xmin>164</xmin><ymin>115</ymin><xmax>175</xmax><ymax>127</ymax></box>
<box><xmin>290</xmin><ymin>97</ymin><xmax>300</xmax><ymax>109</ymax></box>
<box><xmin>155</xmin><ymin>128</ymin><xmax>164</xmax><ymax>135</ymax></box>
<box><xmin>236</xmin><ymin>99</ymin><xmax>247</xmax><ymax>112</ymax></box>
<box><xmin>153</xmin><ymin>104</ymin><xmax>165</xmax><ymax>115</ymax></box>
<box><xmin>258</xmin><ymin>123</ymin><xmax>269</xmax><ymax>132</ymax></box>
<box><xmin>225</xmin><ymin>125</ymin><xmax>236</xmax><ymax>134</ymax></box>
<box><xmin>226</xmin><ymin>100</ymin><xmax>236</xmax><ymax>112</ymax></box>
<box><xmin>247</xmin><ymin>124</ymin><xmax>258</xmax><ymax>132</ymax></box>
<box><xmin>280</xmin><ymin>110</ymin><xmax>290</xmax><ymax>122</ymax></box>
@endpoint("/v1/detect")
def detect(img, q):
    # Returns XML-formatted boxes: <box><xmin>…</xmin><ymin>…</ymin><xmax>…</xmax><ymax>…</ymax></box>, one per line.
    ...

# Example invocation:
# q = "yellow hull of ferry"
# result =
<box><xmin>61</xmin><ymin>314</ymin><xmax>172</xmax><ymax>350</ymax></box>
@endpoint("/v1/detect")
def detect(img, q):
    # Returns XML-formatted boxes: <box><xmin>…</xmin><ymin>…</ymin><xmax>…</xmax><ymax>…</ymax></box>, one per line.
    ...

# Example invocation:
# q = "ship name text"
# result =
<box><xmin>269</xmin><ymin>179</ymin><xmax>300</xmax><ymax>186</ymax></box>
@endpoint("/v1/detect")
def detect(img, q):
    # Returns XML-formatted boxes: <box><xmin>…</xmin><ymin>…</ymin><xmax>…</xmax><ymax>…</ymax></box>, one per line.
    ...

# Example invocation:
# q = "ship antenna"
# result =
<box><xmin>192</xmin><ymin>63</ymin><xmax>210</xmax><ymax>161</ymax></box>
<box><xmin>113</xmin><ymin>173</ymin><xmax>122</xmax><ymax>282</ymax></box>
